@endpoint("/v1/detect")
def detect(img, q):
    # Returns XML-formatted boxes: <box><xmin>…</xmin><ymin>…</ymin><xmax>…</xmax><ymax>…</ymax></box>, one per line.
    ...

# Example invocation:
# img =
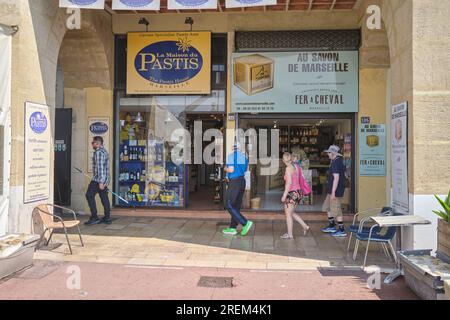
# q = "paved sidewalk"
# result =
<box><xmin>0</xmin><ymin>260</ymin><xmax>417</xmax><ymax>300</ymax></box>
<box><xmin>34</xmin><ymin>216</ymin><xmax>395</xmax><ymax>271</ymax></box>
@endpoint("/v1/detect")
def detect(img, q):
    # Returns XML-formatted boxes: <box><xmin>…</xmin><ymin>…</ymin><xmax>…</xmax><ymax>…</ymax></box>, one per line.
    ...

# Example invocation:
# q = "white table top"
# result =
<box><xmin>371</xmin><ymin>215</ymin><xmax>431</xmax><ymax>227</ymax></box>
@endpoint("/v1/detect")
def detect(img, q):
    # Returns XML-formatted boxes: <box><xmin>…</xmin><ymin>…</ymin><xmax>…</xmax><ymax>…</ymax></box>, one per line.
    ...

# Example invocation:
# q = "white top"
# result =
<box><xmin>371</xmin><ymin>215</ymin><xmax>431</xmax><ymax>227</ymax></box>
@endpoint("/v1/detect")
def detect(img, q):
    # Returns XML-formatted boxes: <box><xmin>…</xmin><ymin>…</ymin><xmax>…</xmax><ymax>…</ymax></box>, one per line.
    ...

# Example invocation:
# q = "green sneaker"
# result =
<box><xmin>222</xmin><ymin>228</ymin><xmax>238</xmax><ymax>236</ymax></box>
<box><xmin>241</xmin><ymin>221</ymin><xmax>253</xmax><ymax>236</ymax></box>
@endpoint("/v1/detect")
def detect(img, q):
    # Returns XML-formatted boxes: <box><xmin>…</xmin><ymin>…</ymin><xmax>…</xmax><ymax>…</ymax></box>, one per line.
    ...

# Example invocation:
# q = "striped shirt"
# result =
<box><xmin>92</xmin><ymin>147</ymin><xmax>110</xmax><ymax>186</ymax></box>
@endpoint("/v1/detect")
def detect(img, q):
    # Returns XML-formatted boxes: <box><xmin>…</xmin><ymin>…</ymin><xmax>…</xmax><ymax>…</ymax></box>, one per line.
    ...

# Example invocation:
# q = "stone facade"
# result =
<box><xmin>4</xmin><ymin>0</ymin><xmax>450</xmax><ymax>252</ymax></box>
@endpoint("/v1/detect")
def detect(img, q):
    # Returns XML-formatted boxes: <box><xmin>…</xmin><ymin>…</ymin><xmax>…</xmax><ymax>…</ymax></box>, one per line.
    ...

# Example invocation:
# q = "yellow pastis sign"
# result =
<box><xmin>127</xmin><ymin>31</ymin><xmax>211</xmax><ymax>95</ymax></box>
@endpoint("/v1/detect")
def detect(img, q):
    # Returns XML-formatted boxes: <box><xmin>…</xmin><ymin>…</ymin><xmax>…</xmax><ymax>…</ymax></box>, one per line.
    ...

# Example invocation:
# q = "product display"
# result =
<box><xmin>117</xmin><ymin>111</ymin><xmax>185</xmax><ymax>208</ymax></box>
<box><xmin>234</xmin><ymin>54</ymin><xmax>274</xmax><ymax>95</ymax></box>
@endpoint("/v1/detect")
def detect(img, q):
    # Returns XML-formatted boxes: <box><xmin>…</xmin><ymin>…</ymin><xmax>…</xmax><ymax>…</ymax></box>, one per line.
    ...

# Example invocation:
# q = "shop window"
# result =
<box><xmin>116</xmin><ymin>91</ymin><xmax>226</xmax><ymax>208</ymax></box>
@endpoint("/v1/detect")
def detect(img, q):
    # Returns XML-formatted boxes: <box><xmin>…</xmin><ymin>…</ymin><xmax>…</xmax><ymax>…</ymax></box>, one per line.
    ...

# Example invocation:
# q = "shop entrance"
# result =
<box><xmin>239</xmin><ymin>114</ymin><xmax>355</xmax><ymax>213</ymax></box>
<box><xmin>186</xmin><ymin>114</ymin><xmax>225</xmax><ymax>211</ymax></box>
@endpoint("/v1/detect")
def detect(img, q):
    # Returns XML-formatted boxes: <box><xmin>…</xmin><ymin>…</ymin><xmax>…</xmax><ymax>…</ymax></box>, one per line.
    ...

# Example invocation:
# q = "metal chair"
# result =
<box><xmin>32</xmin><ymin>204</ymin><xmax>84</xmax><ymax>254</ymax></box>
<box><xmin>347</xmin><ymin>207</ymin><xmax>393</xmax><ymax>252</ymax></box>
<box><xmin>353</xmin><ymin>211</ymin><xmax>401</xmax><ymax>267</ymax></box>
<box><xmin>354</xmin><ymin>224</ymin><xmax>398</xmax><ymax>267</ymax></box>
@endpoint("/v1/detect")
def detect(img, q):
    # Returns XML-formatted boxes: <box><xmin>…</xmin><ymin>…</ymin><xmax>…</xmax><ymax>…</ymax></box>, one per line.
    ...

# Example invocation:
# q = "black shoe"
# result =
<box><xmin>100</xmin><ymin>217</ymin><xmax>112</xmax><ymax>225</ymax></box>
<box><xmin>84</xmin><ymin>218</ymin><xmax>101</xmax><ymax>226</ymax></box>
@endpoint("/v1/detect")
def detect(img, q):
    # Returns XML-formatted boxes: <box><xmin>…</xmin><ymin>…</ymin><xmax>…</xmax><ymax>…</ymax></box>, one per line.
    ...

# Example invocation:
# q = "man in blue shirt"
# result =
<box><xmin>222</xmin><ymin>143</ymin><xmax>253</xmax><ymax>236</ymax></box>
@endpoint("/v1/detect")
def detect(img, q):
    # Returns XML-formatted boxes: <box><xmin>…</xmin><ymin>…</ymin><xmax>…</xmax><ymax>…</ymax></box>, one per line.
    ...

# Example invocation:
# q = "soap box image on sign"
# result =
<box><xmin>127</xmin><ymin>32</ymin><xmax>211</xmax><ymax>95</ymax></box>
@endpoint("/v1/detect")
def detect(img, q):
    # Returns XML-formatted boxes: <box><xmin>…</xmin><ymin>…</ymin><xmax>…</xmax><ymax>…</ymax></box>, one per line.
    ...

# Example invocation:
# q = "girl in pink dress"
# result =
<box><xmin>281</xmin><ymin>152</ymin><xmax>311</xmax><ymax>239</ymax></box>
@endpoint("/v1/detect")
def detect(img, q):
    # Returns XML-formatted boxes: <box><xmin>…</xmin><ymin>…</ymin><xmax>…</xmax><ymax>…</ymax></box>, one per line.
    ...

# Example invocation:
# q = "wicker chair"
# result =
<box><xmin>32</xmin><ymin>204</ymin><xmax>84</xmax><ymax>254</ymax></box>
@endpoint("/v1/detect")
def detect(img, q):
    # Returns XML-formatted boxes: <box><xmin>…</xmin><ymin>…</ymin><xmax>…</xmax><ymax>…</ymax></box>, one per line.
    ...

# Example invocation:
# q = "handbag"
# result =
<box><xmin>296</xmin><ymin>164</ymin><xmax>312</xmax><ymax>195</ymax></box>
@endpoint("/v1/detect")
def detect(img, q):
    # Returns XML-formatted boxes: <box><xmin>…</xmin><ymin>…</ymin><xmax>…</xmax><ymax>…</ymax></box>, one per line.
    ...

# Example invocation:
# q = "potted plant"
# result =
<box><xmin>433</xmin><ymin>191</ymin><xmax>450</xmax><ymax>259</ymax></box>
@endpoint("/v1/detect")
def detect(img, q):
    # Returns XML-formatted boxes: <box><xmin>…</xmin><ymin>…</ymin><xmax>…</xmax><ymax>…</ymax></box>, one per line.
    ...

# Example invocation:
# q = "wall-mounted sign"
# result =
<box><xmin>127</xmin><ymin>32</ymin><xmax>211</xmax><ymax>95</ymax></box>
<box><xmin>112</xmin><ymin>0</ymin><xmax>160</xmax><ymax>10</ymax></box>
<box><xmin>87</xmin><ymin>117</ymin><xmax>110</xmax><ymax>173</ymax></box>
<box><xmin>359</xmin><ymin>124</ymin><xmax>386</xmax><ymax>176</ymax></box>
<box><xmin>225</xmin><ymin>0</ymin><xmax>276</xmax><ymax>8</ymax></box>
<box><xmin>391</xmin><ymin>101</ymin><xmax>409</xmax><ymax>214</ymax></box>
<box><xmin>231</xmin><ymin>51</ymin><xmax>359</xmax><ymax>113</ymax></box>
<box><xmin>59</xmin><ymin>0</ymin><xmax>105</xmax><ymax>9</ymax></box>
<box><xmin>167</xmin><ymin>0</ymin><xmax>217</xmax><ymax>10</ymax></box>
<box><xmin>24</xmin><ymin>102</ymin><xmax>51</xmax><ymax>204</ymax></box>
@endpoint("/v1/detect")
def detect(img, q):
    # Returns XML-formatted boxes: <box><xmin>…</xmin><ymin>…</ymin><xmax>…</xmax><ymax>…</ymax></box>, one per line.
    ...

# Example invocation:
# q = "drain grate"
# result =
<box><xmin>197</xmin><ymin>276</ymin><xmax>233</xmax><ymax>288</ymax></box>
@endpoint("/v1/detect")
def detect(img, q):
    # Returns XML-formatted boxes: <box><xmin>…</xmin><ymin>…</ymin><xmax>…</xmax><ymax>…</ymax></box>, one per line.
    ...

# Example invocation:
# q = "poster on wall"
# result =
<box><xmin>59</xmin><ymin>0</ymin><xmax>105</xmax><ymax>9</ymax></box>
<box><xmin>87</xmin><ymin>117</ymin><xmax>110</xmax><ymax>173</ymax></box>
<box><xmin>391</xmin><ymin>102</ymin><xmax>409</xmax><ymax>214</ymax></box>
<box><xmin>127</xmin><ymin>32</ymin><xmax>211</xmax><ymax>95</ymax></box>
<box><xmin>231</xmin><ymin>51</ymin><xmax>359</xmax><ymax>113</ymax></box>
<box><xmin>167</xmin><ymin>0</ymin><xmax>217</xmax><ymax>10</ymax></box>
<box><xmin>112</xmin><ymin>0</ymin><xmax>160</xmax><ymax>10</ymax></box>
<box><xmin>359</xmin><ymin>124</ymin><xmax>386</xmax><ymax>176</ymax></box>
<box><xmin>24</xmin><ymin>102</ymin><xmax>51</xmax><ymax>204</ymax></box>
<box><xmin>225</xmin><ymin>0</ymin><xmax>276</xmax><ymax>8</ymax></box>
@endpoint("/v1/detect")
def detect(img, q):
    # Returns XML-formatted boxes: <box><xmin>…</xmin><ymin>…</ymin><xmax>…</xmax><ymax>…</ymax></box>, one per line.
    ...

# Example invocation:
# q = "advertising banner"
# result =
<box><xmin>359</xmin><ymin>123</ymin><xmax>386</xmax><ymax>176</ymax></box>
<box><xmin>127</xmin><ymin>32</ymin><xmax>211</xmax><ymax>95</ymax></box>
<box><xmin>59</xmin><ymin>0</ymin><xmax>105</xmax><ymax>9</ymax></box>
<box><xmin>391</xmin><ymin>102</ymin><xmax>409</xmax><ymax>214</ymax></box>
<box><xmin>112</xmin><ymin>0</ymin><xmax>160</xmax><ymax>10</ymax></box>
<box><xmin>24</xmin><ymin>102</ymin><xmax>51</xmax><ymax>204</ymax></box>
<box><xmin>225</xmin><ymin>0</ymin><xmax>276</xmax><ymax>8</ymax></box>
<box><xmin>231</xmin><ymin>51</ymin><xmax>359</xmax><ymax>113</ymax></box>
<box><xmin>88</xmin><ymin>117</ymin><xmax>110</xmax><ymax>173</ymax></box>
<box><xmin>167</xmin><ymin>0</ymin><xmax>217</xmax><ymax>10</ymax></box>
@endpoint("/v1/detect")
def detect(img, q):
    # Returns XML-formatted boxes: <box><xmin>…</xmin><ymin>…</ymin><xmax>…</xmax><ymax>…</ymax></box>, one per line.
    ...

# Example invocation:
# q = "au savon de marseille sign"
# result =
<box><xmin>127</xmin><ymin>32</ymin><xmax>211</xmax><ymax>95</ymax></box>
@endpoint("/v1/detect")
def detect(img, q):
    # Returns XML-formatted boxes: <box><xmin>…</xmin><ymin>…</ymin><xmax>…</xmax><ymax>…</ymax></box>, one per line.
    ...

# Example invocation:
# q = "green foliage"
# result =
<box><xmin>432</xmin><ymin>190</ymin><xmax>450</xmax><ymax>222</ymax></box>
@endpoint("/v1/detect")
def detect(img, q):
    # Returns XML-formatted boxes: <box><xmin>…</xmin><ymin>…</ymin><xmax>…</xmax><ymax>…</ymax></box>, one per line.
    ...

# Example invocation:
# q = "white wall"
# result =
<box><xmin>0</xmin><ymin>26</ymin><xmax>12</xmax><ymax>236</ymax></box>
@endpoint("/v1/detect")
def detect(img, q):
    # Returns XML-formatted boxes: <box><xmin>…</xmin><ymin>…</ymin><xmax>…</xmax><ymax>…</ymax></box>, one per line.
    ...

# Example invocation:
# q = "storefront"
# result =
<box><xmin>231</xmin><ymin>31</ymin><xmax>360</xmax><ymax>212</ymax></box>
<box><xmin>6</xmin><ymin>0</ymin><xmax>448</xmax><ymax>253</ymax></box>
<box><xmin>113</xmin><ymin>33</ymin><xmax>228</xmax><ymax>209</ymax></box>
<box><xmin>108</xmin><ymin>27</ymin><xmax>363</xmax><ymax>212</ymax></box>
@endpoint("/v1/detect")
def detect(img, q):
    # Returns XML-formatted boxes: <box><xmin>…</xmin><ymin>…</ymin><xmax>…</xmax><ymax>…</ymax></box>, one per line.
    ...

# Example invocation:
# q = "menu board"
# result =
<box><xmin>24</xmin><ymin>102</ymin><xmax>51</xmax><ymax>203</ymax></box>
<box><xmin>391</xmin><ymin>102</ymin><xmax>409</xmax><ymax>214</ymax></box>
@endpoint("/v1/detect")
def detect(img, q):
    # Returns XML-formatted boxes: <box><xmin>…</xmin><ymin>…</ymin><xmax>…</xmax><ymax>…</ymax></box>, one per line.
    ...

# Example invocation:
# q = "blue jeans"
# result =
<box><xmin>225</xmin><ymin>177</ymin><xmax>247</xmax><ymax>228</ymax></box>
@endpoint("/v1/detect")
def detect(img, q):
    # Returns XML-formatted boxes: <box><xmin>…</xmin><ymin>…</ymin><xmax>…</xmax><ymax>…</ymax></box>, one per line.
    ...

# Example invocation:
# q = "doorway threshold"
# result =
<box><xmin>110</xmin><ymin>208</ymin><xmax>353</xmax><ymax>222</ymax></box>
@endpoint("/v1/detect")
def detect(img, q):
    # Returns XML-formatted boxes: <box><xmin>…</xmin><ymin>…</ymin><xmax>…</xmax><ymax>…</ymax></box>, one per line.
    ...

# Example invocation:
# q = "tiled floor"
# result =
<box><xmin>34</xmin><ymin>216</ymin><xmax>396</xmax><ymax>271</ymax></box>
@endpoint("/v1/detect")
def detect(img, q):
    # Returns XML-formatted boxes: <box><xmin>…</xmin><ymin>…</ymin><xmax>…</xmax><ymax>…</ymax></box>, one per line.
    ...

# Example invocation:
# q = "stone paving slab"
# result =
<box><xmin>34</xmin><ymin>216</ymin><xmax>396</xmax><ymax>272</ymax></box>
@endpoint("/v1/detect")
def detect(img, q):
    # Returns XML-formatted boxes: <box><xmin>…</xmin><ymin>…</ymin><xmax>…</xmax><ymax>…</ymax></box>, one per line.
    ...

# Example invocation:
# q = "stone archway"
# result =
<box><xmin>8</xmin><ymin>0</ymin><xmax>113</xmax><ymax>233</ymax></box>
<box><xmin>57</xmin><ymin>10</ymin><xmax>114</xmax><ymax>213</ymax></box>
